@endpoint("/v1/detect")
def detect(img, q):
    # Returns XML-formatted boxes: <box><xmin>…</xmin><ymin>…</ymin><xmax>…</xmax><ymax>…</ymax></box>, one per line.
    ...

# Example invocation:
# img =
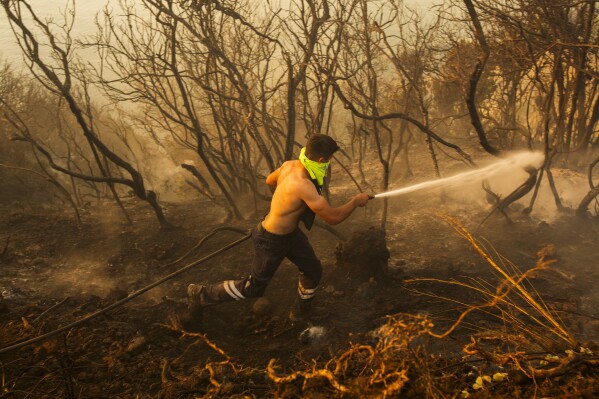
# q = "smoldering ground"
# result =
<box><xmin>1</xmin><ymin>153</ymin><xmax>599</xmax><ymax>398</ymax></box>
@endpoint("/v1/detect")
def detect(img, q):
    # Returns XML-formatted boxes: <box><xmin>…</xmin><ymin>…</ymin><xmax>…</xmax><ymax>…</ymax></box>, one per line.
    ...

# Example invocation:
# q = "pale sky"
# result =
<box><xmin>0</xmin><ymin>0</ymin><xmax>443</xmax><ymax>66</ymax></box>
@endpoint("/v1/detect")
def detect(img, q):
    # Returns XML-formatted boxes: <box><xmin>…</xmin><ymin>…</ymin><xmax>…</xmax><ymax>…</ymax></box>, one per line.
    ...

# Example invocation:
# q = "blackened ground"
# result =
<box><xmin>0</xmin><ymin>191</ymin><xmax>598</xmax><ymax>398</ymax></box>
<box><xmin>2</xmin><ymin>137</ymin><xmax>599</xmax><ymax>398</ymax></box>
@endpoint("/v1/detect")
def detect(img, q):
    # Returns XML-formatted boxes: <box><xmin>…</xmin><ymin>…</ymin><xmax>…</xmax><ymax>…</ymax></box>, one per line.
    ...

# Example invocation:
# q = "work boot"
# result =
<box><xmin>186</xmin><ymin>284</ymin><xmax>205</xmax><ymax>325</ymax></box>
<box><xmin>289</xmin><ymin>298</ymin><xmax>330</xmax><ymax>323</ymax></box>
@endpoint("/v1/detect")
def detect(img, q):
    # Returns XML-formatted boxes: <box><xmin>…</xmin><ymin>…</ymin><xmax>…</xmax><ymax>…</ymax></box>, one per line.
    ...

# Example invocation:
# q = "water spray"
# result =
<box><xmin>368</xmin><ymin>152</ymin><xmax>544</xmax><ymax>200</ymax></box>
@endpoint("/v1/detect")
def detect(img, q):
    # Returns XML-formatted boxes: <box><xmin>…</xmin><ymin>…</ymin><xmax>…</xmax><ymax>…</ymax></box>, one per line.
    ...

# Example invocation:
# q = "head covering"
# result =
<box><xmin>299</xmin><ymin>147</ymin><xmax>329</xmax><ymax>186</ymax></box>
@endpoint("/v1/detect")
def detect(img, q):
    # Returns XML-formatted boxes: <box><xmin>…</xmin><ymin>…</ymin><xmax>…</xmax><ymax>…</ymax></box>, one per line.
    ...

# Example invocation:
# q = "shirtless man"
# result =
<box><xmin>187</xmin><ymin>134</ymin><xmax>370</xmax><ymax>324</ymax></box>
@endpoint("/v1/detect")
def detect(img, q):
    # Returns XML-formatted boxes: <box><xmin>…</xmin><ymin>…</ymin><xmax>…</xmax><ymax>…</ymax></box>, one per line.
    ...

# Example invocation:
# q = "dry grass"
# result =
<box><xmin>405</xmin><ymin>215</ymin><xmax>577</xmax><ymax>351</ymax></box>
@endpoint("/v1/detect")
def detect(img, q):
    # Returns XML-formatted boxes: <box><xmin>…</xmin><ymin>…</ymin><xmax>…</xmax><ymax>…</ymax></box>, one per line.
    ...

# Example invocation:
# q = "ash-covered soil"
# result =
<box><xmin>1</xmin><ymin>148</ymin><xmax>599</xmax><ymax>398</ymax></box>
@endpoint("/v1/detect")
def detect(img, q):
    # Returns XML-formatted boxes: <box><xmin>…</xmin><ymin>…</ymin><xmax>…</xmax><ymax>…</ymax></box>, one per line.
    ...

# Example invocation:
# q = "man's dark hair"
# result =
<box><xmin>305</xmin><ymin>134</ymin><xmax>339</xmax><ymax>160</ymax></box>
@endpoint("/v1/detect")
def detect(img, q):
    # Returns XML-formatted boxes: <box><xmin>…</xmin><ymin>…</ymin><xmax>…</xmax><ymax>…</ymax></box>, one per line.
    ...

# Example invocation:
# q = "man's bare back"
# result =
<box><xmin>262</xmin><ymin>160</ymin><xmax>312</xmax><ymax>234</ymax></box>
<box><xmin>262</xmin><ymin>160</ymin><xmax>370</xmax><ymax>235</ymax></box>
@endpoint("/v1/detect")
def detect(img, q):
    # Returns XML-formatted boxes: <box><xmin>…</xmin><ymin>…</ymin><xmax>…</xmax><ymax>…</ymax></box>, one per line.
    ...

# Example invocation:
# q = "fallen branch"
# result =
<box><xmin>32</xmin><ymin>297</ymin><xmax>70</xmax><ymax>324</ymax></box>
<box><xmin>478</xmin><ymin>166</ymin><xmax>539</xmax><ymax>228</ymax></box>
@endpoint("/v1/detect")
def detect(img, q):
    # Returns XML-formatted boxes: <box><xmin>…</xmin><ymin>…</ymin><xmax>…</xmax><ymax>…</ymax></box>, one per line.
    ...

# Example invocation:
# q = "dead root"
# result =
<box><xmin>267</xmin><ymin>359</ymin><xmax>351</xmax><ymax>393</ymax></box>
<box><xmin>463</xmin><ymin>335</ymin><xmax>598</xmax><ymax>381</ymax></box>
<box><xmin>528</xmin><ymin>353</ymin><xmax>598</xmax><ymax>379</ymax></box>
<box><xmin>267</xmin><ymin>315</ymin><xmax>434</xmax><ymax>397</ymax></box>
<box><xmin>159</xmin><ymin>314</ymin><xmax>251</xmax><ymax>398</ymax></box>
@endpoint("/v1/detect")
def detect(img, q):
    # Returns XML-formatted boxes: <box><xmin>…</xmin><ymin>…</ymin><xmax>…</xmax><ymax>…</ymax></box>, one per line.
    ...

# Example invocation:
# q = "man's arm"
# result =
<box><xmin>301</xmin><ymin>182</ymin><xmax>369</xmax><ymax>225</ymax></box>
<box><xmin>265</xmin><ymin>166</ymin><xmax>282</xmax><ymax>191</ymax></box>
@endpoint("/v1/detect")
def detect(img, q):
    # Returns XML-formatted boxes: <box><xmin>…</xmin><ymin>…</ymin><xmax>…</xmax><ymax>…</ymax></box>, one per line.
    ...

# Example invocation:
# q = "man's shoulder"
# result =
<box><xmin>278</xmin><ymin>160</ymin><xmax>304</xmax><ymax>177</ymax></box>
<box><xmin>281</xmin><ymin>159</ymin><xmax>301</xmax><ymax>168</ymax></box>
<box><xmin>278</xmin><ymin>164</ymin><xmax>313</xmax><ymax>190</ymax></box>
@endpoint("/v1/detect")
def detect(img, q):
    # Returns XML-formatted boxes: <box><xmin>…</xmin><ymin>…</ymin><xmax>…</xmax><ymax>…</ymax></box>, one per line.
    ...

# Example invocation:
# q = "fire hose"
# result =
<box><xmin>0</xmin><ymin>230</ymin><xmax>252</xmax><ymax>355</ymax></box>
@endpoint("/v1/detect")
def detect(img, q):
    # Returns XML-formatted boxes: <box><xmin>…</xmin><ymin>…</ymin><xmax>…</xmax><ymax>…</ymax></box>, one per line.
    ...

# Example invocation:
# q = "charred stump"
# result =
<box><xmin>331</xmin><ymin>227</ymin><xmax>390</xmax><ymax>287</ymax></box>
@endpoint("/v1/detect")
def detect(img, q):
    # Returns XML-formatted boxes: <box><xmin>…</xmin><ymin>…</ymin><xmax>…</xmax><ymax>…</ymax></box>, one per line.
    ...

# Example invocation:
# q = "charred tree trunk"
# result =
<box><xmin>576</xmin><ymin>156</ymin><xmax>599</xmax><ymax>217</ymax></box>
<box><xmin>463</xmin><ymin>0</ymin><xmax>500</xmax><ymax>157</ymax></box>
<box><xmin>576</xmin><ymin>186</ymin><xmax>599</xmax><ymax>218</ymax></box>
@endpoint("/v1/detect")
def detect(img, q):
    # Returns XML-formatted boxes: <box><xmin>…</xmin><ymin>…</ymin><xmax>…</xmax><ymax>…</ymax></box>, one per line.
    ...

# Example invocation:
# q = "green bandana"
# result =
<box><xmin>299</xmin><ymin>147</ymin><xmax>329</xmax><ymax>186</ymax></box>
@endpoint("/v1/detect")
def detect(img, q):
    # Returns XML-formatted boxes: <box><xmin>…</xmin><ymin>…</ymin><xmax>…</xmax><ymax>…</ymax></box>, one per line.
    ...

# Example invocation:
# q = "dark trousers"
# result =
<box><xmin>200</xmin><ymin>224</ymin><xmax>322</xmax><ymax>305</ymax></box>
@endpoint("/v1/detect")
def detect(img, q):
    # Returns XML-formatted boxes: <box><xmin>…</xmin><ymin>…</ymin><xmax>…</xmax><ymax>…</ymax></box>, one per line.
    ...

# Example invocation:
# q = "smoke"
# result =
<box><xmin>524</xmin><ymin>168</ymin><xmax>589</xmax><ymax>221</ymax></box>
<box><xmin>42</xmin><ymin>206</ymin><xmax>130</xmax><ymax>299</ymax></box>
<box><xmin>46</xmin><ymin>254</ymin><xmax>118</xmax><ymax>298</ymax></box>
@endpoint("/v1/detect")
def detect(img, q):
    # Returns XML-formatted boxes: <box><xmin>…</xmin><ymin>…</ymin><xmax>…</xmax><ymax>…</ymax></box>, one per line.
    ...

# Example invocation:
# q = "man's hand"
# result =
<box><xmin>353</xmin><ymin>193</ymin><xmax>370</xmax><ymax>207</ymax></box>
